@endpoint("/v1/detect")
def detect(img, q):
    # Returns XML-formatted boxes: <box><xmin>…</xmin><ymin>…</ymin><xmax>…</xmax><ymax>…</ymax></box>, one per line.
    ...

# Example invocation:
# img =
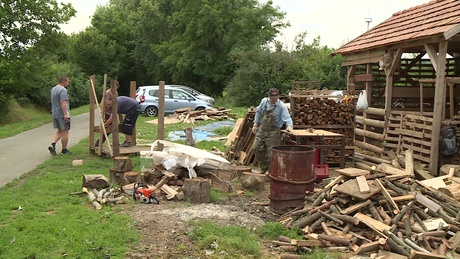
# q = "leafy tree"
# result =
<box><xmin>0</xmin><ymin>0</ymin><xmax>75</xmax><ymax>60</ymax></box>
<box><xmin>153</xmin><ymin>0</ymin><xmax>287</xmax><ymax>96</ymax></box>
<box><xmin>225</xmin><ymin>36</ymin><xmax>346</xmax><ymax>107</ymax></box>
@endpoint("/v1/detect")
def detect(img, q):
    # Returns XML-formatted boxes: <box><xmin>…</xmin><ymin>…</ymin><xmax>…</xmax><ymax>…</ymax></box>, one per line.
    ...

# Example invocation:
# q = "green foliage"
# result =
<box><xmin>190</xmin><ymin>220</ymin><xmax>261</xmax><ymax>257</ymax></box>
<box><xmin>256</xmin><ymin>222</ymin><xmax>304</xmax><ymax>240</ymax></box>
<box><xmin>0</xmin><ymin>0</ymin><xmax>75</xmax><ymax>60</ymax></box>
<box><xmin>225</xmin><ymin>37</ymin><xmax>346</xmax><ymax>107</ymax></box>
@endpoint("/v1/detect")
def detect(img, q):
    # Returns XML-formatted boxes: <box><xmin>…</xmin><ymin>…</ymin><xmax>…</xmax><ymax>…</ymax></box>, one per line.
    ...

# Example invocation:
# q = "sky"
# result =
<box><xmin>61</xmin><ymin>0</ymin><xmax>429</xmax><ymax>49</ymax></box>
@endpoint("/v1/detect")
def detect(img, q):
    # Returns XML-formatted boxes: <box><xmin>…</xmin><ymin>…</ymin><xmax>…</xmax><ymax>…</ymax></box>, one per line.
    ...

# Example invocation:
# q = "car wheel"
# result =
<box><xmin>145</xmin><ymin>106</ymin><xmax>158</xmax><ymax>117</ymax></box>
<box><xmin>195</xmin><ymin>106</ymin><xmax>206</xmax><ymax>111</ymax></box>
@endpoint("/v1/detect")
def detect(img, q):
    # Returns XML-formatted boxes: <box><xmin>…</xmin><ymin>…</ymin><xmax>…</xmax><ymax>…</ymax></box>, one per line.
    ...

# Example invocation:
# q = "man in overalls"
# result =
<box><xmin>252</xmin><ymin>88</ymin><xmax>293</xmax><ymax>174</ymax></box>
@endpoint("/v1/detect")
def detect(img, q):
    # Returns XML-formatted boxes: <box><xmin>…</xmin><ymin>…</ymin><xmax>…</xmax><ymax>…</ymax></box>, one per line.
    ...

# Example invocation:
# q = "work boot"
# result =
<box><xmin>121</xmin><ymin>141</ymin><xmax>132</xmax><ymax>147</ymax></box>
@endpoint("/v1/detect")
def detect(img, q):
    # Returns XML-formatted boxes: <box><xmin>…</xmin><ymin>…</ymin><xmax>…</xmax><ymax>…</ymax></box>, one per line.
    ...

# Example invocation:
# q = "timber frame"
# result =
<box><xmin>332</xmin><ymin>0</ymin><xmax>460</xmax><ymax>174</ymax></box>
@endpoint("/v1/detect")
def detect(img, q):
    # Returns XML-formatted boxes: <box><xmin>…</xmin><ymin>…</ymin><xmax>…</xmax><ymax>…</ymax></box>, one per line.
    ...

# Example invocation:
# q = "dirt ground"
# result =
<box><xmin>121</xmin><ymin>179</ymin><xmax>285</xmax><ymax>259</ymax></box>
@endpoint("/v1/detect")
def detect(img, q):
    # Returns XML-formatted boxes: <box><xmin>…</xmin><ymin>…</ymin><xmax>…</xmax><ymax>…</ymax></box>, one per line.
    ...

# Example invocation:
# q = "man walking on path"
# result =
<box><xmin>49</xmin><ymin>76</ymin><xmax>71</xmax><ymax>155</ymax></box>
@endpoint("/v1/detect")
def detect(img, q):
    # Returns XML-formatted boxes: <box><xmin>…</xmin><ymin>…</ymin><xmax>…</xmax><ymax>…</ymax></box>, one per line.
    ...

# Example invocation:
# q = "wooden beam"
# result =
<box><xmin>424</xmin><ymin>43</ymin><xmax>439</xmax><ymax>72</ymax></box>
<box><xmin>354</xmin><ymin>212</ymin><xmax>391</xmax><ymax>234</ymax></box>
<box><xmin>376</xmin><ymin>179</ymin><xmax>400</xmax><ymax>212</ymax></box>
<box><xmin>430</xmin><ymin>41</ymin><xmax>448</xmax><ymax>173</ymax></box>
<box><xmin>444</xmin><ymin>23</ymin><xmax>460</xmax><ymax>40</ymax></box>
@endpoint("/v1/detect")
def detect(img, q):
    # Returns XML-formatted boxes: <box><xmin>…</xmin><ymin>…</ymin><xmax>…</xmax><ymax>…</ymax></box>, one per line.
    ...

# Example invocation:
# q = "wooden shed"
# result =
<box><xmin>331</xmin><ymin>0</ymin><xmax>460</xmax><ymax>173</ymax></box>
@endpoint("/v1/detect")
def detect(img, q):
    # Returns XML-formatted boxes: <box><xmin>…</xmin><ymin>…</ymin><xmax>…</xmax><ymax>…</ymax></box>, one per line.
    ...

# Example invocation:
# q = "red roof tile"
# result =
<box><xmin>334</xmin><ymin>0</ymin><xmax>460</xmax><ymax>55</ymax></box>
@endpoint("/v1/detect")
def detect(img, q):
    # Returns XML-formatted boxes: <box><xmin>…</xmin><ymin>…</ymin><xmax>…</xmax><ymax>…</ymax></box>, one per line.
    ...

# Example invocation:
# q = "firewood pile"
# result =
<box><xmin>289</xmin><ymin>89</ymin><xmax>356</xmax><ymax>165</ymax></box>
<box><xmin>290</xmin><ymin>90</ymin><xmax>355</xmax><ymax>127</ymax></box>
<box><xmin>171</xmin><ymin>107</ymin><xmax>237</xmax><ymax>123</ymax></box>
<box><xmin>272</xmin><ymin>166</ymin><xmax>460</xmax><ymax>259</ymax></box>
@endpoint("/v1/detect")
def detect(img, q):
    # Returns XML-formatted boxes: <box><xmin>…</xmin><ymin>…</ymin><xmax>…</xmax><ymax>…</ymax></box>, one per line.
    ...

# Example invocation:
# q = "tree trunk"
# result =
<box><xmin>183</xmin><ymin>178</ymin><xmax>211</xmax><ymax>203</ymax></box>
<box><xmin>113</xmin><ymin>156</ymin><xmax>133</xmax><ymax>172</ymax></box>
<box><xmin>241</xmin><ymin>172</ymin><xmax>266</xmax><ymax>191</ymax></box>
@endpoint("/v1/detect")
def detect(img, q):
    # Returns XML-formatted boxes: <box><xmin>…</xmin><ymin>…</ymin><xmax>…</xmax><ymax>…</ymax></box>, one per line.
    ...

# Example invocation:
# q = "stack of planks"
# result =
<box><xmin>273</xmin><ymin>167</ymin><xmax>460</xmax><ymax>259</ymax></box>
<box><xmin>172</xmin><ymin>107</ymin><xmax>237</xmax><ymax>123</ymax></box>
<box><xmin>224</xmin><ymin>108</ymin><xmax>256</xmax><ymax>165</ymax></box>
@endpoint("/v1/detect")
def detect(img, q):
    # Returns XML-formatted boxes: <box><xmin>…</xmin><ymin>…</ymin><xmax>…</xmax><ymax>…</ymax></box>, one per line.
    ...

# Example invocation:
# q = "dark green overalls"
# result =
<box><xmin>252</xmin><ymin>103</ymin><xmax>281</xmax><ymax>173</ymax></box>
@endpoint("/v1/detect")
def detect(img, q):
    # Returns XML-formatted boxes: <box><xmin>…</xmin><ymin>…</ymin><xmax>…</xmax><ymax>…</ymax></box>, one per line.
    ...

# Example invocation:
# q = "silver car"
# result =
<box><xmin>171</xmin><ymin>85</ymin><xmax>215</xmax><ymax>104</ymax></box>
<box><xmin>136</xmin><ymin>85</ymin><xmax>213</xmax><ymax>117</ymax></box>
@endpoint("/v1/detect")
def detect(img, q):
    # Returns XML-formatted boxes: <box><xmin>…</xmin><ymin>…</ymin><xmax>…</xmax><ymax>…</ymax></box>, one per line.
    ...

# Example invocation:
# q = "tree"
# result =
<box><xmin>153</xmin><ymin>0</ymin><xmax>287</xmax><ymax>96</ymax></box>
<box><xmin>0</xmin><ymin>0</ymin><xmax>75</xmax><ymax>60</ymax></box>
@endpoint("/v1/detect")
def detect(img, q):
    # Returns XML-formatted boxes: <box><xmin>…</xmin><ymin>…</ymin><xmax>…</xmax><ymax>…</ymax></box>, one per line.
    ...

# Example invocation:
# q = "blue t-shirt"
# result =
<box><xmin>117</xmin><ymin>96</ymin><xmax>139</xmax><ymax>114</ymax></box>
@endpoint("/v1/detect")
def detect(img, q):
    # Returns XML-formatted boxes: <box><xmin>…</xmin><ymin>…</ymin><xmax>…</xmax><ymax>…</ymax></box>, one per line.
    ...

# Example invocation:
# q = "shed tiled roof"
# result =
<box><xmin>333</xmin><ymin>0</ymin><xmax>460</xmax><ymax>55</ymax></box>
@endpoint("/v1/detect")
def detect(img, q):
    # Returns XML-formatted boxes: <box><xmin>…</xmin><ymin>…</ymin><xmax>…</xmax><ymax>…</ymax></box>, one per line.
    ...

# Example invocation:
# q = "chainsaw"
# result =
<box><xmin>133</xmin><ymin>182</ymin><xmax>159</xmax><ymax>204</ymax></box>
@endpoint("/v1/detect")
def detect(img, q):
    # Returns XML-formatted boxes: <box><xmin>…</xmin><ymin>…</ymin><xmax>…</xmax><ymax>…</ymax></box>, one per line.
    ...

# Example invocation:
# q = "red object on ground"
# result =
<box><xmin>314</xmin><ymin>164</ymin><xmax>329</xmax><ymax>183</ymax></box>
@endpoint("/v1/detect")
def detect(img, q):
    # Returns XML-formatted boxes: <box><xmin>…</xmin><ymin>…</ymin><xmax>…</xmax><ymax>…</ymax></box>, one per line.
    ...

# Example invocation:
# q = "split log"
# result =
<box><xmin>82</xmin><ymin>187</ymin><xmax>102</xmax><ymax>210</ymax></box>
<box><xmin>161</xmin><ymin>183</ymin><xmax>180</xmax><ymax>200</ymax></box>
<box><xmin>182</xmin><ymin>178</ymin><xmax>211</xmax><ymax>203</ymax></box>
<box><xmin>113</xmin><ymin>156</ymin><xmax>133</xmax><ymax>172</ymax></box>
<box><xmin>438</xmin><ymin>183</ymin><xmax>460</xmax><ymax>201</ymax></box>
<box><xmin>82</xmin><ymin>174</ymin><xmax>109</xmax><ymax>189</ymax></box>
<box><xmin>241</xmin><ymin>172</ymin><xmax>265</xmax><ymax>191</ymax></box>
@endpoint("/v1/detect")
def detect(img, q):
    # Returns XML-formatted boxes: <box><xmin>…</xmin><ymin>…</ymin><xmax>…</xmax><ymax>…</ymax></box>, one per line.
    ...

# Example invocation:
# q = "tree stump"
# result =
<box><xmin>232</xmin><ymin>165</ymin><xmax>252</xmax><ymax>178</ymax></box>
<box><xmin>182</xmin><ymin>178</ymin><xmax>211</xmax><ymax>203</ymax></box>
<box><xmin>113</xmin><ymin>156</ymin><xmax>133</xmax><ymax>172</ymax></box>
<box><xmin>109</xmin><ymin>168</ymin><xmax>128</xmax><ymax>186</ymax></box>
<box><xmin>124</xmin><ymin>171</ymin><xmax>142</xmax><ymax>184</ymax></box>
<box><xmin>241</xmin><ymin>172</ymin><xmax>266</xmax><ymax>191</ymax></box>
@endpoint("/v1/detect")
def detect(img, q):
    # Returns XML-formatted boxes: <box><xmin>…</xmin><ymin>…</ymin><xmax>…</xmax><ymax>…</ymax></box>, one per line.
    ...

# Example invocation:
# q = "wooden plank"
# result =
<box><xmin>323</xmin><ymin>175</ymin><xmax>344</xmax><ymax>192</ymax></box>
<box><xmin>378</xmin><ymin>250</ymin><xmax>412</xmax><ymax>259</ymax></box>
<box><xmin>354</xmin><ymin>212</ymin><xmax>391</xmax><ymax>234</ymax></box>
<box><xmin>356</xmin><ymin>176</ymin><xmax>370</xmax><ymax>194</ymax></box>
<box><xmin>339</xmin><ymin>200</ymin><xmax>371</xmax><ymax>215</ymax></box>
<box><xmin>355</xmin><ymin>240</ymin><xmax>380</xmax><ymax>254</ymax></box>
<box><xmin>335</xmin><ymin>168</ymin><xmax>369</xmax><ymax>177</ymax></box>
<box><xmin>355</xmin><ymin>74</ymin><xmax>373</xmax><ymax>82</ymax></box>
<box><xmin>409</xmin><ymin>250</ymin><xmax>447</xmax><ymax>259</ymax></box>
<box><xmin>335</xmin><ymin>179</ymin><xmax>381</xmax><ymax>200</ymax></box>
<box><xmin>375</xmin><ymin>179</ymin><xmax>400</xmax><ymax>212</ymax></box>
<box><xmin>415</xmin><ymin>192</ymin><xmax>441</xmax><ymax>212</ymax></box>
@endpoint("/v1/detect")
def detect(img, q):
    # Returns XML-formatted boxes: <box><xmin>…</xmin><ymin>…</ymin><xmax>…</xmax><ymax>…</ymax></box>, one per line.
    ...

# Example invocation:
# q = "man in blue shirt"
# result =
<box><xmin>252</xmin><ymin>88</ymin><xmax>293</xmax><ymax>174</ymax></box>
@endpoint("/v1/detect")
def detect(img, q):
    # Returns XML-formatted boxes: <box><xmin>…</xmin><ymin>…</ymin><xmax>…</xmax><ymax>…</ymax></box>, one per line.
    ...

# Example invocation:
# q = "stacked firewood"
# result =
<box><xmin>272</xmin><ymin>166</ymin><xmax>460</xmax><ymax>259</ymax></box>
<box><xmin>292</xmin><ymin>97</ymin><xmax>355</xmax><ymax>126</ymax></box>
<box><xmin>172</xmin><ymin>107</ymin><xmax>237</xmax><ymax>123</ymax></box>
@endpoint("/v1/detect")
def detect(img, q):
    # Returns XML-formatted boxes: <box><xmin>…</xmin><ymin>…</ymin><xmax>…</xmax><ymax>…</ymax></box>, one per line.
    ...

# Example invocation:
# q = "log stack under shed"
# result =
<box><xmin>289</xmin><ymin>89</ymin><xmax>356</xmax><ymax>165</ymax></box>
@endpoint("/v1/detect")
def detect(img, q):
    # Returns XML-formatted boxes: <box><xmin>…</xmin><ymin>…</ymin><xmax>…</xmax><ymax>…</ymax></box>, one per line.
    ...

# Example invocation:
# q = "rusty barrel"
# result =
<box><xmin>269</xmin><ymin>145</ymin><xmax>316</xmax><ymax>214</ymax></box>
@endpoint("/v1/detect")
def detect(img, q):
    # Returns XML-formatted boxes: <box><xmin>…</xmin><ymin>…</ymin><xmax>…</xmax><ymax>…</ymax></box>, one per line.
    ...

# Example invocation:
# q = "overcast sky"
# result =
<box><xmin>61</xmin><ymin>0</ymin><xmax>429</xmax><ymax>49</ymax></box>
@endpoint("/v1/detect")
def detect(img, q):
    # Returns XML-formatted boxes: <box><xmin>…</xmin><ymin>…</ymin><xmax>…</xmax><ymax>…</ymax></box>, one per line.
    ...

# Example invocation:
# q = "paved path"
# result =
<box><xmin>0</xmin><ymin>111</ymin><xmax>99</xmax><ymax>188</ymax></box>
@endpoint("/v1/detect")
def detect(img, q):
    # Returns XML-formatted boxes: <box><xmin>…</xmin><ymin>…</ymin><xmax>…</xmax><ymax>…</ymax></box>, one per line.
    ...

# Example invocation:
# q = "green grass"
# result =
<box><xmin>0</xmin><ymin>139</ymin><xmax>139</xmax><ymax>258</ymax></box>
<box><xmin>190</xmin><ymin>219</ymin><xmax>261</xmax><ymax>258</ymax></box>
<box><xmin>0</xmin><ymin>104</ymin><xmax>90</xmax><ymax>139</ymax></box>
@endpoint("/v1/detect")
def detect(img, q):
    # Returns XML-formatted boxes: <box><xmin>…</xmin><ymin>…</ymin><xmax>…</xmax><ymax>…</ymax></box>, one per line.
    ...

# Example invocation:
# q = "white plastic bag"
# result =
<box><xmin>356</xmin><ymin>90</ymin><xmax>368</xmax><ymax>110</ymax></box>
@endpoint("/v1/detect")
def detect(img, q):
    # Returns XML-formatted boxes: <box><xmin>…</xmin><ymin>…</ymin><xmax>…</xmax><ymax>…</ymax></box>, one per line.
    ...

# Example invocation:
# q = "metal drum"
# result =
<box><xmin>269</xmin><ymin>145</ymin><xmax>316</xmax><ymax>214</ymax></box>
